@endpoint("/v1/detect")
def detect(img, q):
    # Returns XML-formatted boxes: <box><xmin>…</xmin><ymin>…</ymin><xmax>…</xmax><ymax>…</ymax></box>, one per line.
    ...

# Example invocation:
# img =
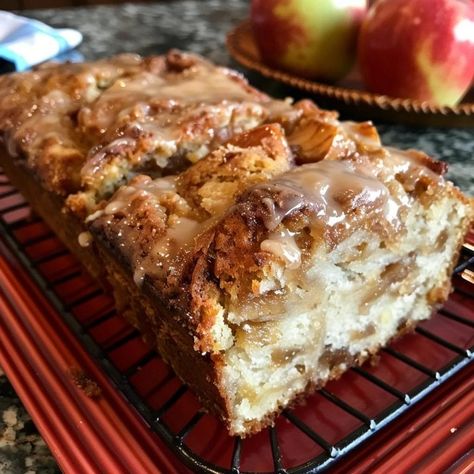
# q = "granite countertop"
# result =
<box><xmin>1</xmin><ymin>1</ymin><xmax>473</xmax><ymax>471</ymax></box>
<box><xmin>0</xmin><ymin>368</ymin><xmax>59</xmax><ymax>474</ymax></box>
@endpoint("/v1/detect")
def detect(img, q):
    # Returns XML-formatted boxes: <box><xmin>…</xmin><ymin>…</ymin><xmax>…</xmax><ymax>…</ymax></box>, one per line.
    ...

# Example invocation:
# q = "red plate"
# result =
<box><xmin>0</xmin><ymin>170</ymin><xmax>473</xmax><ymax>473</ymax></box>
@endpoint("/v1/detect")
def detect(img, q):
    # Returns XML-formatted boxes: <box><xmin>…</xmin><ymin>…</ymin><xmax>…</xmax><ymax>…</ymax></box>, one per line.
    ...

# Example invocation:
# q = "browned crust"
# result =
<box><xmin>95</xmin><ymin>239</ymin><xmax>231</xmax><ymax>420</ymax></box>
<box><xmin>0</xmin><ymin>147</ymin><xmax>102</xmax><ymax>280</ymax></box>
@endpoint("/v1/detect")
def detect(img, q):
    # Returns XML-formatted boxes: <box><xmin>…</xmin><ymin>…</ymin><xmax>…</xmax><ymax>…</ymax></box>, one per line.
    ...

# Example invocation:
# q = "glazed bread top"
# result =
<box><xmin>0</xmin><ymin>50</ymin><xmax>290</xmax><ymax>206</ymax></box>
<box><xmin>0</xmin><ymin>51</ymin><xmax>472</xmax><ymax>355</ymax></box>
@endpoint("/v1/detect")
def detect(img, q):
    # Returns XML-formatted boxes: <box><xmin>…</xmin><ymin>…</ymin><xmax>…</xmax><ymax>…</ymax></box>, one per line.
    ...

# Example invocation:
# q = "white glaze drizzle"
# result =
<box><xmin>250</xmin><ymin>160</ymin><xmax>397</xmax><ymax>232</ymax></box>
<box><xmin>261</xmin><ymin>228</ymin><xmax>301</xmax><ymax>269</ymax></box>
<box><xmin>81</xmin><ymin>66</ymin><xmax>264</xmax><ymax>131</ymax></box>
<box><xmin>78</xmin><ymin>231</ymin><xmax>93</xmax><ymax>247</ymax></box>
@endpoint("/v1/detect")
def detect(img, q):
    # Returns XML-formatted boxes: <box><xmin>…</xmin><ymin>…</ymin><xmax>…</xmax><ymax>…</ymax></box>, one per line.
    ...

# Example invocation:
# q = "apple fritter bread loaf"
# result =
<box><xmin>0</xmin><ymin>51</ymin><xmax>472</xmax><ymax>436</ymax></box>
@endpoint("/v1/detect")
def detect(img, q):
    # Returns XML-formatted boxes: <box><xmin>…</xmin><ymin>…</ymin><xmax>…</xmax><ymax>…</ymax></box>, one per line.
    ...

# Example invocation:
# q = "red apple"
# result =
<box><xmin>358</xmin><ymin>0</ymin><xmax>474</xmax><ymax>106</ymax></box>
<box><xmin>251</xmin><ymin>0</ymin><xmax>367</xmax><ymax>82</ymax></box>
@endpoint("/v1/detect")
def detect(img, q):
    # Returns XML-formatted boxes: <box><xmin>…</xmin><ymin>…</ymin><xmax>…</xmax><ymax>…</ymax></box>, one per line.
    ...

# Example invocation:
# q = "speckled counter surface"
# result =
<box><xmin>0</xmin><ymin>368</ymin><xmax>59</xmax><ymax>473</ymax></box>
<box><xmin>2</xmin><ymin>1</ymin><xmax>473</xmax><ymax>471</ymax></box>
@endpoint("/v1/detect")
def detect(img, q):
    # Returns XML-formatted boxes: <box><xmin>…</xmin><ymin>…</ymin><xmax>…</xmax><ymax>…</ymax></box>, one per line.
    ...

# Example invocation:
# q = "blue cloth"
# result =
<box><xmin>0</xmin><ymin>11</ymin><xmax>82</xmax><ymax>72</ymax></box>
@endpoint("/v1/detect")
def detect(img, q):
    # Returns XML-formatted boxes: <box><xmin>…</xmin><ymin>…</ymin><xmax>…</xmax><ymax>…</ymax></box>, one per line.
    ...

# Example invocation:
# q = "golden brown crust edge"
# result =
<box><xmin>0</xmin><ymin>148</ymin><xmax>102</xmax><ymax>280</ymax></box>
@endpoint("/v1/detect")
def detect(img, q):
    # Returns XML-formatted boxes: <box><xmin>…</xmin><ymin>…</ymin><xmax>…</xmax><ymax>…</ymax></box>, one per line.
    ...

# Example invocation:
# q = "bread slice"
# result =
<box><xmin>0</xmin><ymin>51</ymin><xmax>472</xmax><ymax>437</ymax></box>
<box><xmin>88</xmin><ymin>120</ymin><xmax>472</xmax><ymax>435</ymax></box>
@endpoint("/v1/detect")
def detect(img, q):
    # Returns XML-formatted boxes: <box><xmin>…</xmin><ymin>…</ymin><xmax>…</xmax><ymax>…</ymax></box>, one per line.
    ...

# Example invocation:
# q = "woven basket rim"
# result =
<box><xmin>226</xmin><ymin>20</ymin><xmax>474</xmax><ymax>119</ymax></box>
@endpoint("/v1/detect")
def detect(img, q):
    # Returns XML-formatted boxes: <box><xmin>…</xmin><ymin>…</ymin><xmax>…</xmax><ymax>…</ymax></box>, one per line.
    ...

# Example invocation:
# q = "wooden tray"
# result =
<box><xmin>226</xmin><ymin>21</ymin><xmax>474</xmax><ymax>127</ymax></box>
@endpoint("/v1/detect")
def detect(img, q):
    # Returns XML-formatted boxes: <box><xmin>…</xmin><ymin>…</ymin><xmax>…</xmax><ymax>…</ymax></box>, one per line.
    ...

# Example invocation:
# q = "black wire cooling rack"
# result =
<box><xmin>0</xmin><ymin>168</ymin><xmax>473</xmax><ymax>473</ymax></box>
